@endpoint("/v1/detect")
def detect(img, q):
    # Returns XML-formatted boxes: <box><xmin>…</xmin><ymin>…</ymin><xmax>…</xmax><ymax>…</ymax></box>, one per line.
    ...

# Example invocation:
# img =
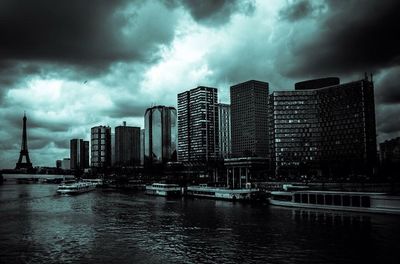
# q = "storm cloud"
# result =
<box><xmin>279</xmin><ymin>0</ymin><xmax>400</xmax><ymax>77</ymax></box>
<box><xmin>0</xmin><ymin>0</ymin><xmax>177</xmax><ymax>66</ymax></box>
<box><xmin>375</xmin><ymin>66</ymin><xmax>400</xmax><ymax>104</ymax></box>
<box><xmin>180</xmin><ymin>0</ymin><xmax>255</xmax><ymax>25</ymax></box>
<box><xmin>279</xmin><ymin>0</ymin><xmax>316</xmax><ymax>22</ymax></box>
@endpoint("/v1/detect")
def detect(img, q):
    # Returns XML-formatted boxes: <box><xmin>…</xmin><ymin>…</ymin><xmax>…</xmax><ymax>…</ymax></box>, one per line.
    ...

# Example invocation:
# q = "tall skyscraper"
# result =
<box><xmin>144</xmin><ymin>106</ymin><xmax>177</xmax><ymax>165</ymax></box>
<box><xmin>269</xmin><ymin>76</ymin><xmax>377</xmax><ymax>177</ymax></box>
<box><xmin>115</xmin><ymin>122</ymin><xmax>141</xmax><ymax>167</ymax></box>
<box><xmin>111</xmin><ymin>132</ymin><xmax>115</xmax><ymax>166</ymax></box>
<box><xmin>91</xmin><ymin>125</ymin><xmax>111</xmax><ymax>168</ymax></box>
<box><xmin>140</xmin><ymin>129</ymin><xmax>145</xmax><ymax>166</ymax></box>
<box><xmin>178</xmin><ymin>86</ymin><xmax>219</xmax><ymax>161</ymax></box>
<box><xmin>218</xmin><ymin>103</ymin><xmax>231</xmax><ymax>159</ymax></box>
<box><xmin>230</xmin><ymin>80</ymin><xmax>269</xmax><ymax>158</ymax></box>
<box><xmin>70</xmin><ymin>139</ymin><xmax>89</xmax><ymax>170</ymax></box>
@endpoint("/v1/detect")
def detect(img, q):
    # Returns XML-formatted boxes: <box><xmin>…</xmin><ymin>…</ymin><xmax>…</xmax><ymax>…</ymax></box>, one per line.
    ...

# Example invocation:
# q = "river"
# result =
<box><xmin>0</xmin><ymin>183</ymin><xmax>399</xmax><ymax>264</ymax></box>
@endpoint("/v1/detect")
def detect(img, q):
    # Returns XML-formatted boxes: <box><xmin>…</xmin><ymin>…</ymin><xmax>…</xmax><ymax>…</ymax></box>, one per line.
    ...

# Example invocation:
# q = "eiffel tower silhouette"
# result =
<box><xmin>15</xmin><ymin>112</ymin><xmax>33</xmax><ymax>169</ymax></box>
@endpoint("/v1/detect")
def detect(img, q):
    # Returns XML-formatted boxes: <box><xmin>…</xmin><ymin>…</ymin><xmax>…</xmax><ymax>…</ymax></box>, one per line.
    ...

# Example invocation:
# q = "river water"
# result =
<box><xmin>0</xmin><ymin>183</ymin><xmax>399</xmax><ymax>264</ymax></box>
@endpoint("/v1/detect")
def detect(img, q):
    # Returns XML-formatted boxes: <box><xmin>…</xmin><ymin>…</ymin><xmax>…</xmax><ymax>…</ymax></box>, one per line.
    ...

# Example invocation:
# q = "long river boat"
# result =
<box><xmin>269</xmin><ymin>190</ymin><xmax>400</xmax><ymax>215</ymax></box>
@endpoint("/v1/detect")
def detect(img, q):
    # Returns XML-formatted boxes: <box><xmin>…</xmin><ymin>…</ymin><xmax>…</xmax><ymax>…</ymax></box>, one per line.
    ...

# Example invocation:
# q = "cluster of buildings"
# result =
<box><xmin>56</xmin><ymin>75</ymin><xmax>399</xmax><ymax>182</ymax></box>
<box><xmin>58</xmin><ymin>106</ymin><xmax>178</xmax><ymax>171</ymax></box>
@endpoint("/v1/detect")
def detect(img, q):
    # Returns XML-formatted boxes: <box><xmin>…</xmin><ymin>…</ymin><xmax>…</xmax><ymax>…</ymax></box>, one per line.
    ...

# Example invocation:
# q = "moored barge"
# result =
<box><xmin>269</xmin><ymin>190</ymin><xmax>400</xmax><ymax>214</ymax></box>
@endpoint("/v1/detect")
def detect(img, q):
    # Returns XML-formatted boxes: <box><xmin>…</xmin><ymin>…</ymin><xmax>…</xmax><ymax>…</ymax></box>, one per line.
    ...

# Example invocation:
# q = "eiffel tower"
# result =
<box><xmin>15</xmin><ymin>112</ymin><xmax>33</xmax><ymax>169</ymax></box>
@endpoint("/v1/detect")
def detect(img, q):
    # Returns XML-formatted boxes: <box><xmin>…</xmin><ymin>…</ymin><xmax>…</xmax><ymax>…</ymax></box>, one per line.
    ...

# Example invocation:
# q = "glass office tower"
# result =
<box><xmin>144</xmin><ymin>106</ymin><xmax>177</xmax><ymax>166</ymax></box>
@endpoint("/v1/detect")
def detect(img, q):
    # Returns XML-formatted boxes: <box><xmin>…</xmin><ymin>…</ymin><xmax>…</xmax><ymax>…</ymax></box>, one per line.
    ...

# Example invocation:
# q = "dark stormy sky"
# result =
<box><xmin>1</xmin><ymin>0</ymin><xmax>400</xmax><ymax>168</ymax></box>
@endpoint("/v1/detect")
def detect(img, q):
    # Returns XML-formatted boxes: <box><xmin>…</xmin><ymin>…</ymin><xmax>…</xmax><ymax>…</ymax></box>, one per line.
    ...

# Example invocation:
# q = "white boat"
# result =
<box><xmin>57</xmin><ymin>181</ymin><xmax>96</xmax><ymax>195</ymax></box>
<box><xmin>186</xmin><ymin>184</ymin><xmax>259</xmax><ymax>201</ymax></box>
<box><xmin>269</xmin><ymin>190</ymin><xmax>400</xmax><ymax>215</ymax></box>
<box><xmin>145</xmin><ymin>183</ymin><xmax>182</xmax><ymax>197</ymax></box>
<box><xmin>81</xmin><ymin>178</ymin><xmax>103</xmax><ymax>186</ymax></box>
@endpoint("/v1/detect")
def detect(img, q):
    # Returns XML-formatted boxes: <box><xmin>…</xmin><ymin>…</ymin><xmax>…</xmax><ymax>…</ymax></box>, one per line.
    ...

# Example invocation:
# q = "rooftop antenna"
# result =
<box><xmin>370</xmin><ymin>73</ymin><xmax>373</xmax><ymax>83</ymax></box>
<box><xmin>364</xmin><ymin>72</ymin><xmax>368</xmax><ymax>81</ymax></box>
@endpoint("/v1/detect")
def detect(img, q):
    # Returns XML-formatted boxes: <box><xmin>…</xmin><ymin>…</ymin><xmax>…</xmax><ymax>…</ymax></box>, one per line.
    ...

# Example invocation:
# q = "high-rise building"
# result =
<box><xmin>111</xmin><ymin>133</ymin><xmax>115</xmax><ymax>166</ymax></box>
<box><xmin>61</xmin><ymin>158</ymin><xmax>71</xmax><ymax>170</ymax></box>
<box><xmin>230</xmin><ymin>80</ymin><xmax>269</xmax><ymax>158</ymax></box>
<box><xmin>380</xmin><ymin>137</ymin><xmax>400</xmax><ymax>163</ymax></box>
<box><xmin>380</xmin><ymin>137</ymin><xmax>400</xmax><ymax>178</ymax></box>
<box><xmin>269</xmin><ymin>77</ymin><xmax>377</xmax><ymax>178</ymax></box>
<box><xmin>218</xmin><ymin>103</ymin><xmax>231</xmax><ymax>158</ymax></box>
<box><xmin>140</xmin><ymin>129</ymin><xmax>145</xmax><ymax>166</ymax></box>
<box><xmin>178</xmin><ymin>86</ymin><xmax>219</xmax><ymax>161</ymax></box>
<box><xmin>144</xmin><ymin>106</ymin><xmax>177</xmax><ymax>165</ymax></box>
<box><xmin>115</xmin><ymin>122</ymin><xmax>141</xmax><ymax>167</ymax></box>
<box><xmin>56</xmin><ymin>160</ymin><xmax>62</xmax><ymax>169</ymax></box>
<box><xmin>91</xmin><ymin>125</ymin><xmax>112</xmax><ymax>168</ymax></box>
<box><xmin>70</xmin><ymin>139</ymin><xmax>89</xmax><ymax>170</ymax></box>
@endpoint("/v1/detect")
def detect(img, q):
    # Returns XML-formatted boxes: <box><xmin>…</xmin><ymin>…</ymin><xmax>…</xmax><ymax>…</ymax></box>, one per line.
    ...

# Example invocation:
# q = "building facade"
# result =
<box><xmin>380</xmin><ymin>137</ymin><xmax>400</xmax><ymax>178</ymax></box>
<box><xmin>70</xmin><ymin>139</ymin><xmax>89</xmax><ymax>170</ymax></box>
<box><xmin>380</xmin><ymin>137</ymin><xmax>400</xmax><ymax>163</ymax></box>
<box><xmin>111</xmin><ymin>133</ymin><xmax>115</xmax><ymax>166</ymax></box>
<box><xmin>61</xmin><ymin>158</ymin><xmax>71</xmax><ymax>170</ymax></box>
<box><xmin>269</xmin><ymin>77</ymin><xmax>377</xmax><ymax>179</ymax></box>
<box><xmin>56</xmin><ymin>160</ymin><xmax>62</xmax><ymax>169</ymax></box>
<box><xmin>140</xmin><ymin>129</ymin><xmax>145</xmax><ymax>166</ymax></box>
<box><xmin>230</xmin><ymin>80</ymin><xmax>269</xmax><ymax>158</ymax></box>
<box><xmin>144</xmin><ymin>106</ymin><xmax>177</xmax><ymax>166</ymax></box>
<box><xmin>91</xmin><ymin>125</ymin><xmax>112</xmax><ymax>168</ymax></box>
<box><xmin>218</xmin><ymin>103</ymin><xmax>231</xmax><ymax>158</ymax></box>
<box><xmin>115</xmin><ymin>122</ymin><xmax>141</xmax><ymax>167</ymax></box>
<box><xmin>178</xmin><ymin>86</ymin><xmax>219</xmax><ymax>161</ymax></box>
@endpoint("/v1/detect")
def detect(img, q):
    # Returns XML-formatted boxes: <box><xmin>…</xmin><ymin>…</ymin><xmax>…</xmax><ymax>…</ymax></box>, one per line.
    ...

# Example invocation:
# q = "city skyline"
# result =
<box><xmin>1</xmin><ymin>0</ymin><xmax>400</xmax><ymax>168</ymax></box>
<box><xmin>6</xmin><ymin>76</ymin><xmax>380</xmax><ymax>171</ymax></box>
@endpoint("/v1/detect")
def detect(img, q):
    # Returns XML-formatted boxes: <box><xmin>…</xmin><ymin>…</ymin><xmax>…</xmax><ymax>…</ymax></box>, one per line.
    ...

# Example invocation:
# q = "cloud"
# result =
<box><xmin>164</xmin><ymin>0</ymin><xmax>255</xmax><ymax>26</ymax></box>
<box><xmin>376</xmin><ymin>103</ymin><xmax>400</xmax><ymax>141</ymax></box>
<box><xmin>0</xmin><ymin>0</ymin><xmax>176</xmax><ymax>65</ymax></box>
<box><xmin>0</xmin><ymin>0</ymin><xmax>180</xmax><ymax>95</ymax></box>
<box><xmin>106</xmin><ymin>97</ymin><xmax>149</xmax><ymax>119</ymax></box>
<box><xmin>198</xmin><ymin>1</ymin><xmax>295</xmax><ymax>91</ymax></box>
<box><xmin>278</xmin><ymin>0</ymin><xmax>400</xmax><ymax>77</ymax></box>
<box><xmin>375</xmin><ymin>66</ymin><xmax>400</xmax><ymax>104</ymax></box>
<box><xmin>279</xmin><ymin>0</ymin><xmax>316</xmax><ymax>21</ymax></box>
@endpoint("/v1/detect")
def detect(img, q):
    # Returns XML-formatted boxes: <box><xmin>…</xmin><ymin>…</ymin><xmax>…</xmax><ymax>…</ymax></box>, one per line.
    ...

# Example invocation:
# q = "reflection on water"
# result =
<box><xmin>1</xmin><ymin>183</ymin><xmax>400</xmax><ymax>264</ymax></box>
<box><xmin>291</xmin><ymin>208</ymin><xmax>372</xmax><ymax>227</ymax></box>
